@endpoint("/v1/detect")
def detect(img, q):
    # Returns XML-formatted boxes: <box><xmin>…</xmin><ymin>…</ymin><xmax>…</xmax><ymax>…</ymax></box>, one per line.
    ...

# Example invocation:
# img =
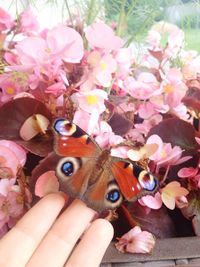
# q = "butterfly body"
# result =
<box><xmin>52</xmin><ymin>118</ymin><xmax>158</xmax><ymax>211</ymax></box>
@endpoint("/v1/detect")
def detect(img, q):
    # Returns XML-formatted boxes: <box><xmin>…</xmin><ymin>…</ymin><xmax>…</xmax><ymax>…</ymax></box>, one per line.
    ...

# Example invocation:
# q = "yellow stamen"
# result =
<box><xmin>5</xmin><ymin>87</ymin><xmax>15</xmax><ymax>95</ymax></box>
<box><xmin>100</xmin><ymin>61</ymin><xmax>107</xmax><ymax>71</ymax></box>
<box><xmin>86</xmin><ymin>95</ymin><xmax>98</xmax><ymax>105</ymax></box>
<box><xmin>164</xmin><ymin>84</ymin><xmax>174</xmax><ymax>93</ymax></box>
<box><xmin>161</xmin><ymin>149</ymin><xmax>167</xmax><ymax>158</ymax></box>
<box><xmin>44</xmin><ymin>47</ymin><xmax>51</xmax><ymax>53</ymax></box>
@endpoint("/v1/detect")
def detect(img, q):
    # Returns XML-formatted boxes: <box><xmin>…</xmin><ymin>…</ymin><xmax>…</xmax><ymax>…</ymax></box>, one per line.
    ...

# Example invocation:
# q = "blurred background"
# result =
<box><xmin>1</xmin><ymin>0</ymin><xmax>200</xmax><ymax>52</ymax></box>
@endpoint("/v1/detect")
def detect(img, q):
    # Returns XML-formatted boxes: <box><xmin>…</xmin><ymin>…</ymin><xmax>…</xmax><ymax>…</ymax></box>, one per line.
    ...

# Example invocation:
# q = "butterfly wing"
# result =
<box><xmin>52</xmin><ymin>118</ymin><xmax>100</xmax><ymax>157</ymax></box>
<box><xmin>111</xmin><ymin>160</ymin><xmax>158</xmax><ymax>201</ymax></box>
<box><xmin>56</xmin><ymin>155</ymin><xmax>123</xmax><ymax>211</ymax></box>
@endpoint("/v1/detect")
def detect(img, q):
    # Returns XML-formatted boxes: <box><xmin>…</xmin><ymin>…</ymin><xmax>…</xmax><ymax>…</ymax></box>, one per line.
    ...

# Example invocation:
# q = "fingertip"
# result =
<box><xmin>92</xmin><ymin>218</ymin><xmax>114</xmax><ymax>242</ymax></box>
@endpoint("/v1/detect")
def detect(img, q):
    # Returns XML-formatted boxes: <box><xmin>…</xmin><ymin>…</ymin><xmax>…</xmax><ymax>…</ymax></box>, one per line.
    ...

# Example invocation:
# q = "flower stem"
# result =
<box><xmin>64</xmin><ymin>0</ymin><xmax>74</xmax><ymax>27</ymax></box>
<box><xmin>86</xmin><ymin>0</ymin><xmax>96</xmax><ymax>26</ymax></box>
<box><xmin>116</xmin><ymin>0</ymin><xmax>126</xmax><ymax>37</ymax></box>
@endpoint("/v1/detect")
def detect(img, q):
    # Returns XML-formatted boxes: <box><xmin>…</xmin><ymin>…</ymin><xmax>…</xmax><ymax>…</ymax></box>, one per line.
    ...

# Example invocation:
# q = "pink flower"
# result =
<box><xmin>161</xmin><ymin>181</ymin><xmax>189</xmax><ymax>210</ymax></box>
<box><xmin>74</xmin><ymin>89</ymin><xmax>108</xmax><ymax>114</ymax></box>
<box><xmin>161</xmin><ymin>68</ymin><xmax>188</xmax><ymax>108</ymax></box>
<box><xmin>124</xmin><ymin>73</ymin><xmax>160</xmax><ymax>100</ymax></box>
<box><xmin>0</xmin><ymin>8</ymin><xmax>14</xmax><ymax>31</ymax></box>
<box><xmin>147</xmin><ymin>30</ymin><xmax>161</xmax><ymax>49</ymax></box>
<box><xmin>115</xmin><ymin>226</ymin><xmax>155</xmax><ymax>254</ymax></box>
<box><xmin>93</xmin><ymin>121</ymin><xmax>123</xmax><ymax>148</ymax></box>
<box><xmin>0</xmin><ymin>75</ymin><xmax>22</xmax><ymax>102</ymax></box>
<box><xmin>115</xmin><ymin>48</ymin><xmax>134</xmax><ymax>78</ymax></box>
<box><xmin>146</xmin><ymin>135</ymin><xmax>187</xmax><ymax>168</ymax></box>
<box><xmin>15</xmin><ymin>25</ymin><xmax>84</xmax><ymax>67</ymax></box>
<box><xmin>165</xmin><ymin>29</ymin><xmax>184</xmax><ymax>58</ymax></box>
<box><xmin>19</xmin><ymin>8</ymin><xmax>39</xmax><ymax>34</ymax></box>
<box><xmin>81</xmin><ymin>51</ymin><xmax>117</xmax><ymax>89</ymax></box>
<box><xmin>85</xmin><ymin>21</ymin><xmax>123</xmax><ymax>51</ymax></box>
<box><xmin>178</xmin><ymin>164</ymin><xmax>200</xmax><ymax>189</ymax></box>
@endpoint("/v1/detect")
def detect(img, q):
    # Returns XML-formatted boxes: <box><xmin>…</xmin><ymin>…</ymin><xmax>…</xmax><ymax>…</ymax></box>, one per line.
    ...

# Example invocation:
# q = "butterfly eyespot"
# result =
<box><xmin>53</xmin><ymin>119</ymin><xmax>76</xmax><ymax>136</ymax></box>
<box><xmin>106</xmin><ymin>189</ymin><xmax>120</xmax><ymax>203</ymax></box>
<box><xmin>56</xmin><ymin>157</ymin><xmax>81</xmax><ymax>181</ymax></box>
<box><xmin>105</xmin><ymin>182</ymin><xmax>123</xmax><ymax>209</ymax></box>
<box><xmin>61</xmin><ymin>162</ymin><xmax>74</xmax><ymax>176</ymax></box>
<box><xmin>138</xmin><ymin>170</ymin><xmax>157</xmax><ymax>191</ymax></box>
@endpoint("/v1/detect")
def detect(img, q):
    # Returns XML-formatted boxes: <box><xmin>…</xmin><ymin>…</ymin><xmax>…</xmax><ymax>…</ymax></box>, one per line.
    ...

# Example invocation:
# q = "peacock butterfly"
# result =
<box><xmin>52</xmin><ymin>118</ymin><xmax>158</xmax><ymax>211</ymax></box>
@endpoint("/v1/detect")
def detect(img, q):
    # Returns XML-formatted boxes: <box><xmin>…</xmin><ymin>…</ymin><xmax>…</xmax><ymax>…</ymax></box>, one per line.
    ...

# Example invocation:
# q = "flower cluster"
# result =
<box><xmin>0</xmin><ymin>7</ymin><xmax>199</xmax><ymax>253</ymax></box>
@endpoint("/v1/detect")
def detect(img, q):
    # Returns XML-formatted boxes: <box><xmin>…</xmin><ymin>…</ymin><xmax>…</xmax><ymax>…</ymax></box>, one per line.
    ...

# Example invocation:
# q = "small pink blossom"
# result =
<box><xmin>124</xmin><ymin>73</ymin><xmax>160</xmax><ymax>100</ymax></box>
<box><xmin>165</xmin><ymin>29</ymin><xmax>184</xmax><ymax>58</ymax></box>
<box><xmin>115</xmin><ymin>48</ymin><xmax>134</xmax><ymax>78</ymax></box>
<box><xmin>85</xmin><ymin>21</ymin><xmax>123</xmax><ymax>51</ymax></box>
<box><xmin>178</xmin><ymin>164</ymin><xmax>200</xmax><ymax>189</ymax></box>
<box><xmin>115</xmin><ymin>226</ymin><xmax>155</xmax><ymax>254</ymax></box>
<box><xmin>74</xmin><ymin>89</ymin><xmax>108</xmax><ymax>115</ymax></box>
<box><xmin>19</xmin><ymin>8</ymin><xmax>39</xmax><ymax>34</ymax></box>
<box><xmin>15</xmin><ymin>25</ymin><xmax>84</xmax><ymax>70</ymax></box>
<box><xmin>0</xmin><ymin>8</ymin><xmax>14</xmax><ymax>31</ymax></box>
<box><xmin>146</xmin><ymin>135</ymin><xmax>187</xmax><ymax>168</ymax></box>
<box><xmin>147</xmin><ymin>30</ymin><xmax>161</xmax><ymax>49</ymax></box>
<box><xmin>93</xmin><ymin>121</ymin><xmax>123</xmax><ymax>148</ymax></box>
<box><xmin>161</xmin><ymin>68</ymin><xmax>188</xmax><ymax>108</ymax></box>
<box><xmin>161</xmin><ymin>181</ymin><xmax>189</xmax><ymax>210</ymax></box>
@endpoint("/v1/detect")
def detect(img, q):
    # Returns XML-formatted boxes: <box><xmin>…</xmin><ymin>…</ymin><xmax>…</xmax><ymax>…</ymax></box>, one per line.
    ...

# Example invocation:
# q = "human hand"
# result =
<box><xmin>0</xmin><ymin>193</ymin><xmax>113</xmax><ymax>267</ymax></box>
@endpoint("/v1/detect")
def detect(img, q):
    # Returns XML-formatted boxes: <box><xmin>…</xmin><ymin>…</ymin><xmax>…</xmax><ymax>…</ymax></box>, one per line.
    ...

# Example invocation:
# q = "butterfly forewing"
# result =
<box><xmin>111</xmin><ymin>160</ymin><xmax>158</xmax><ymax>201</ymax></box>
<box><xmin>52</xmin><ymin>118</ymin><xmax>100</xmax><ymax>157</ymax></box>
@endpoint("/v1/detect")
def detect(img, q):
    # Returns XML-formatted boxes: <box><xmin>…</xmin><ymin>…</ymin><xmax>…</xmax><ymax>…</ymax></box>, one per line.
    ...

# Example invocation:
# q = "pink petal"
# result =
<box><xmin>35</xmin><ymin>171</ymin><xmax>59</xmax><ymax>197</ymax></box>
<box><xmin>0</xmin><ymin>140</ymin><xmax>26</xmax><ymax>167</ymax></box>
<box><xmin>85</xmin><ymin>22</ymin><xmax>123</xmax><ymax>50</ymax></box>
<box><xmin>178</xmin><ymin>167</ymin><xmax>199</xmax><ymax>178</ymax></box>
<box><xmin>140</xmin><ymin>192</ymin><xmax>162</xmax><ymax>209</ymax></box>
<box><xmin>47</xmin><ymin>25</ymin><xmax>84</xmax><ymax>63</ymax></box>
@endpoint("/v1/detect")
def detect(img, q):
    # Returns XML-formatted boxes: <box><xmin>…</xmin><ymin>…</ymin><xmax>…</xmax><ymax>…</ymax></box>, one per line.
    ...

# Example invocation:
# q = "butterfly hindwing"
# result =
<box><xmin>56</xmin><ymin>155</ymin><xmax>123</xmax><ymax>211</ymax></box>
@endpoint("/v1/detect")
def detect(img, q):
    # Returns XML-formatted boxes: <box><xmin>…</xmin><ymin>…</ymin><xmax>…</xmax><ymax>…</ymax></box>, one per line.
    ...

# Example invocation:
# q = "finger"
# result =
<box><xmin>0</xmin><ymin>193</ymin><xmax>65</xmax><ymax>267</ymax></box>
<box><xmin>66</xmin><ymin>219</ymin><xmax>114</xmax><ymax>267</ymax></box>
<box><xmin>26</xmin><ymin>199</ymin><xmax>96</xmax><ymax>267</ymax></box>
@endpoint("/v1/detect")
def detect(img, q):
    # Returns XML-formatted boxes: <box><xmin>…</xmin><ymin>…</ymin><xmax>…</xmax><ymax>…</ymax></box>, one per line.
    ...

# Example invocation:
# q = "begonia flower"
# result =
<box><xmin>161</xmin><ymin>68</ymin><xmax>188</xmax><ymax>108</ymax></box>
<box><xmin>15</xmin><ymin>25</ymin><xmax>84</xmax><ymax>70</ymax></box>
<box><xmin>178</xmin><ymin>165</ymin><xmax>200</xmax><ymax>189</ymax></box>
<box><xmin>161</xmin><ymin>181</ymin><xmax>189</xmax><ymax>210</ymax></box>
<box><xmin>146</xmin><ymin>135</ymin><xmax>186</xmax><ymax>168</ymax></box>
<box><xmin>80</xmin><ymin>50</ymin><xmax>117</xmax><ymax>90</ymax></box>
<box><xmin>85</xmin><ymin>21</ymin><xmax>123</xmax><ymax>50</ymax></box>
<box><xmin>73</xmin><ymin>89</ymin><xmax>108</xmax><ymax>114</ymax></box>
<box><xmin>124</xmin><ymin>73</ymin><xmax>161</xmax><ymax>100</ymax></box>
<box><xmin>93</xmin><ymin>121</ymin><xmax>123</xmax><ymax>148</ymax></box>
<box><xmin>147</xmin><ymin>30</ymin><xmax>161</xmax><ymax>49</ymax></box>
<box><xmin>0</xmin><ymin>8</ymin><xmax>14</xmax><ymax>31</ymax></box>
<box><xmin>19</xmin><ymin>8</ymin><xmax>39</xmax><ymax>34</ymax></box>
<box><xmin>115</xmin><ymin>226</ymin><xmax>155</xmax><ymax>254</ymax></box>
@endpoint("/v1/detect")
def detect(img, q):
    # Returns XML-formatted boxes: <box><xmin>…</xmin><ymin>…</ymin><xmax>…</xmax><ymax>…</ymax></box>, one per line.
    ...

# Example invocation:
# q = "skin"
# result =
<box><xmin>0</xmin><ymin>193</ymin><xmax>114</xmax><ymax>267</ymax></box>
